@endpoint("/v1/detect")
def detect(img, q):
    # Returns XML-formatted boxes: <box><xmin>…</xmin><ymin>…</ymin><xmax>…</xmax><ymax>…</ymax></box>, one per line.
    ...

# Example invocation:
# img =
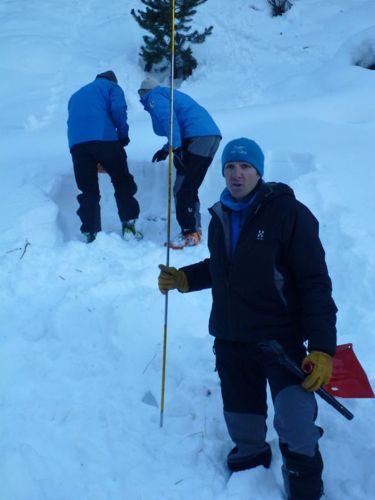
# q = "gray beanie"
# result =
<box><xmin>139</xmin><ymin>77</ymin><xmax>159</xmax><ymax>91</ymax></box>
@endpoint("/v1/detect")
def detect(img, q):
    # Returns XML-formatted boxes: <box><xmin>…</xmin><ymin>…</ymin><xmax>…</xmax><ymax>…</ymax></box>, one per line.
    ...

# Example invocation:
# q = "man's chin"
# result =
<box><xmin>229</xmin><ymin>188</ymin><xmax>244</xmax><ymax>199</ymax></box>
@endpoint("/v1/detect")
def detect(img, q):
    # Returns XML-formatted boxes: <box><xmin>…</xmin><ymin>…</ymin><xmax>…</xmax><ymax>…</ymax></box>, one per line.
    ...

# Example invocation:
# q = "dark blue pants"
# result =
<box><xmin>214</xmin><ymin>339</ymin><xmax>324</xmax><ymax>500</ymax></box>
<box><xmin>71</xmin><ymin>141</ymin><xmax>140</xmax><ymax>233</ymax></box>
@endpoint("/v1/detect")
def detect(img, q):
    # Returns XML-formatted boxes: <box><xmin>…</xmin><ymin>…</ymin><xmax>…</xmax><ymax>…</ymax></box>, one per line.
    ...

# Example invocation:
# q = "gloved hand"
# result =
<box><xmin>301</xmin><ymin>351</ymin><xmax>333</xmax><ymax>392</ymax></box>
<box><xmin>158</xmin><ymin>264</ymin><xmax>189</xmax><ymax>294</ymax></box>
<box><xmin>119</xmin><ymin>137</ymin><xmax>130</xmax><ymax>147</ymax></box>
<box><xmin>152</xmin><ymin>148</ymin><xmax>169</xmax><ymax>162</ymax></box>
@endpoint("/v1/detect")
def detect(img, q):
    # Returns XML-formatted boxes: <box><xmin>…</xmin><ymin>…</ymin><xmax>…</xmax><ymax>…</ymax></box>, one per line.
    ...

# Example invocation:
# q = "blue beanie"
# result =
<box><xmin>221</xmin><ymin>138</ymin><xmax>264</xmax><ymax>177</ymax></box>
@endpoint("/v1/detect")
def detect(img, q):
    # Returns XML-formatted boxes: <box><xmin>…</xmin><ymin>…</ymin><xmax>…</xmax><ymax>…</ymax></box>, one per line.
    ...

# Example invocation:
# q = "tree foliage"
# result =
<box><xmin>131</xmin><ymin>0</ymin><xmax>213</xmax><ymax>80</ymax></box>
<box><xmin>267</xmin><ymin>0</ymin><xmax>293</xmax><ymax>17</ymax></box>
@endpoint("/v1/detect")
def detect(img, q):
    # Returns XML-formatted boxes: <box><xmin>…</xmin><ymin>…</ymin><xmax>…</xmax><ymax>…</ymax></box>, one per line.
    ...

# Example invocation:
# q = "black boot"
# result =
<box><xmin>122</xmin><ymin>220</ymin><xmax>143</xmax><ymax>241</ymax></box>
<box><xmin>82</xmin><ymin>232</ymin><xmax>97</xmax><ymax>243</ymax></box>
<box><xmin>280</xmin><ymin>443</ymin><xmax>323</xmax><ymax>500</ymax></box>
<box><xmin>227</xmin><ymin>443</ymin><xmax>272</xmax><ymax>472</ymax></box>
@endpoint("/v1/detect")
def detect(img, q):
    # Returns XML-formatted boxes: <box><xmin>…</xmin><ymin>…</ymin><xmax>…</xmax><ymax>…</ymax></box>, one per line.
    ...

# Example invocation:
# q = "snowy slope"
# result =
<box><xmin>1</xmin><ymin>0</ymin><xmax>375</xmax><ymax>499</ymax></box>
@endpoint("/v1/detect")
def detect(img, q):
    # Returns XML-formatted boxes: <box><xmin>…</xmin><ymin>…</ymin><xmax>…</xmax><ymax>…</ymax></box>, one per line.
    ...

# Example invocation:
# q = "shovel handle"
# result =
<box><xmin>302</xmin><ymin>362</ymin><xmax>314</xmax><ymax>374</ymax></box>
<box><xmin>259</xmin><ymin>340</ymin><xmax>354</xmax><ymax>421</ymax></box>
<box><xmin>315</xmin><ymin>386</ymin><xmax>354</xmax><ymax>420</ymax></box>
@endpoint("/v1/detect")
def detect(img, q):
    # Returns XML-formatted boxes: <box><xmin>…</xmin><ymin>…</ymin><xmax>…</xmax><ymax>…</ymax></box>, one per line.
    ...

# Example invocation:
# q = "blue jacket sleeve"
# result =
<box><xmin>110</xmin><ymin>85</ymin><xmax>129</xmax><ymax>140</ymax></box>
<box><xmin>147</xmin><ymin>93</ymin><xmax>181</xmax><ymax>149</ymax></box>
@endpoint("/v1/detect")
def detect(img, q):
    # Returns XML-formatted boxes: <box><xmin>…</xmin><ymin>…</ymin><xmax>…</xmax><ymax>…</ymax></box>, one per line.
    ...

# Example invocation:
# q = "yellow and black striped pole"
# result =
<box><xmin>160</xmin><ymin>0</ymin><xmax>176</xmax><ymax>428</ymax></box>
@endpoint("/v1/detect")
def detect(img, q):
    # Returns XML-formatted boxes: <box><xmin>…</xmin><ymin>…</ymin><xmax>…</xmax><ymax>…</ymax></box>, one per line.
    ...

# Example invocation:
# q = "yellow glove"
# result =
<box><xmin>301</xmin><ymin>351</ymin><xmax>333</xmax><ymax>392</ymax></box>
<box><xmin>158</xmin><ymin>264</ymin><xmax>189</xmax><ymax>295</ymax></box>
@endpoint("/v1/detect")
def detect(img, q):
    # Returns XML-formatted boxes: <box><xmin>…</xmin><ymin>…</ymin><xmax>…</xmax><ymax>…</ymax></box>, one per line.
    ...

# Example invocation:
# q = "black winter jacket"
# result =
<box><xmin>181</xmin><ymin>182</ymin><xmax>337</xmax><ymax>355</ymax></box>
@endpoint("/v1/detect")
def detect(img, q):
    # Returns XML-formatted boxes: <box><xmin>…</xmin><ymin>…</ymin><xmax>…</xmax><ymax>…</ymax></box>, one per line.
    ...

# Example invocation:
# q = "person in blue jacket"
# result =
<box><xmin>138</xmin><ymin>77</ymin><xmax>222</xmax><ymax>248</ymax></box>
<box><xmin>67</xmin><ymin>71</ymin><xmax>142</xmax><ymax>243</ymax></box>
<box><xmin>157</xmin><ymin>138</ymin><xmax>337</xmax><ymax>500</ymax></box>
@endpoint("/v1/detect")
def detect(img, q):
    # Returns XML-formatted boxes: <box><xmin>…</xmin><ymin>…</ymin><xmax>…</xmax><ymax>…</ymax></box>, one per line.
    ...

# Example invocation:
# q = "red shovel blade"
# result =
<box><xmin>324</xmin><ymin>343</ymin><xmax>375</xmax><ymax>398</ymax></box>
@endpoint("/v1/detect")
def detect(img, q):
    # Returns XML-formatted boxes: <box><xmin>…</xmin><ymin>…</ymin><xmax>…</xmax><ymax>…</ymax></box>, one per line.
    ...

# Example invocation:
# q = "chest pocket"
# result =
<box><xmin>232</xmin><ymin>224</ymin><xmax>281</xmax><ymax>285</ymax></box>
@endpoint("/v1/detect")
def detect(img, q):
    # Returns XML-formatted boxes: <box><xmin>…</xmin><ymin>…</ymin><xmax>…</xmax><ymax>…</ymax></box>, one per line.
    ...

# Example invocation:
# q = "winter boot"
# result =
<box><xmin>184</xmin><ymin>231</ymin><xmax>202</xmax><ymax>246</ymax></box>
<box><xmin>82</xmin><ymin>232</ymin><xmax>97</xmax><ymax>244</ymax></box>
<box><xmin>166</xmin><ymin>231</ymin><xmax>202</xmax><ymax>249</ymax></box>
<box><xmin>280</xmin><ymin>443</ymin><xmax>324</xmax><ymax>500</ymax></box>
<box><xmin>122</xmin><ymin>220</ymin><xmax>143</xmax><ymax>241</ymax></box>
<box><xmin>227</xmin><ymin>443</ymin><xmax>272</xmax><ymax>472</ymax></box>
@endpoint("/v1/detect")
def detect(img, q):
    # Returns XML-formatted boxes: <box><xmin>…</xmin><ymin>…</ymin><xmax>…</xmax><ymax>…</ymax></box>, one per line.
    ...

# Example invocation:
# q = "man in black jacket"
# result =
<box><xmin>158</xmin><ymin>137</ymin><xmax>337</xmax><ymax>500</ymax></box>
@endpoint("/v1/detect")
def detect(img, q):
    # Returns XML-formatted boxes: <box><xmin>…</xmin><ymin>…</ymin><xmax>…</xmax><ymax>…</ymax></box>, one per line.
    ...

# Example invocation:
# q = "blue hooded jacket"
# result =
<box><xmin>140</xmin><ymin>87</ymin><xmax>221</xmax><ymax>150</ymax></box>
<box><xmin>67</xmin><ymin>77</ymin><xmax>129</xmax><ymax>148</ymax></box>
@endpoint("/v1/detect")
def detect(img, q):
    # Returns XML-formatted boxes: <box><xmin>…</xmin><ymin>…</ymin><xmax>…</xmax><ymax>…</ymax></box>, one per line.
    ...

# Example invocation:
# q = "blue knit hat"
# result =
<box><xmin>221</xmin><ymin>138</ymin><xmax>264</xmax><ymax>177</ymax></box>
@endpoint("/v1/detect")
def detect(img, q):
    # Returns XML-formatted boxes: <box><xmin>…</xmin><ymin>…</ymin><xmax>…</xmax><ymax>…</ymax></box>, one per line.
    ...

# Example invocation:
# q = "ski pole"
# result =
<box><xmin>160</xmin><ymin>0</ymin><xmax>176</xmax><ymax>429</ymax></box>
<box><xmin>258</xmin><ymin>340</ymin><xmax>354</xmax><ymax>420</ymax></box>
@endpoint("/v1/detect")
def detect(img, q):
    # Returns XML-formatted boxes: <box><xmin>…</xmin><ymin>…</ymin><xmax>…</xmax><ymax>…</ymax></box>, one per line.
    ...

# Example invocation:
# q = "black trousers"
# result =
<box><xmin>71</xmin><ymin>141</ymin><xmax>140</xmax><ymax>233</ymax></box>
<box><xmin>214</xmin><ymin>339</ymin><xmax>324</xmax><ymax>500</ymax></box>
<box><xmin>173</xmin><ymin>136</ymin><xmax>220</xmax><ymax>234</ymax></box>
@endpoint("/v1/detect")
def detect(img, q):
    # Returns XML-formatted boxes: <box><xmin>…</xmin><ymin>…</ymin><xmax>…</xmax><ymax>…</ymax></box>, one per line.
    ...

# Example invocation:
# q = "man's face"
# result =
<box><xmin>224</xmin><ymin>161</ymin><xmax>260</xmax><ymax>201</ymax></box>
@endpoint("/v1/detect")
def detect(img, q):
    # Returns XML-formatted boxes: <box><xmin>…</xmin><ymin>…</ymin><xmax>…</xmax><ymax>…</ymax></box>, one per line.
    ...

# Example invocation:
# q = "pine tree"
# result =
<box><xmin>267</xmin><ymin>0</ymin><xmax>293</xmax><ymax>17</ymax></box>
<box><xmin>131</xmin><ymin>0</ymin><xmax>213</xmax><ymax>80</ymax></box>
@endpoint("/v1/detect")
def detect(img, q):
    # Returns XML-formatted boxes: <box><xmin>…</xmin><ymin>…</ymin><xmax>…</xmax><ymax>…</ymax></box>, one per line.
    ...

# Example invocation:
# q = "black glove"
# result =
<box><xmin>152</xmin><ymin>148</ymin><xmax>169</xmax><ymax>162</ymax></box>
<box><xmin>119</xmin><ymin>137</ymin><xmax>130</xmax><ymax>147</ymax></box>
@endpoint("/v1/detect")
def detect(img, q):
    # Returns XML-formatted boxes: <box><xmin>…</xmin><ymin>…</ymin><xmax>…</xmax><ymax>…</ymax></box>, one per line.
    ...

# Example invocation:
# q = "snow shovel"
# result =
<box><xmin>258</xmin><ymin>340</ymin><xmax>354</xmax><ymax>420</ymax></box>
<box><xmin>324</xmin><ymin>343</ymin><xmax>374</xmax><ymax>398</ymax></box>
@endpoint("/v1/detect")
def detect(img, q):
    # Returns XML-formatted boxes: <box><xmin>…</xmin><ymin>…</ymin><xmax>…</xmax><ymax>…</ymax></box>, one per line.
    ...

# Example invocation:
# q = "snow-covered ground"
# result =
<box><xmin>1</xmin><ymin>0</ymin><xmax>375</xmax><ymax>498</ymax></box>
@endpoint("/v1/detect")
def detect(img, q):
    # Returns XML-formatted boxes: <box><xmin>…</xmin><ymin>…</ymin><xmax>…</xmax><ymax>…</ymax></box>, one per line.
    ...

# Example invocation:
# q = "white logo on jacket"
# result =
<box><xmin>256</xmin><ymin>229</ymin><xmax>265</xmax><ymax>240</ymax></box>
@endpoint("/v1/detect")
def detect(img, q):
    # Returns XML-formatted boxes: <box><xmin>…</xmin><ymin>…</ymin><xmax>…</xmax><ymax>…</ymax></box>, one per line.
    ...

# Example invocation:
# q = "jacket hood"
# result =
<box><xmin>139</xmin><ymin>86</ymin><xmax>162</xmax><ymax>106</ymax></box>
<box><xmin>260</xmin><ymin>181</ymin><xmax>295</xmax><ymax>202</ymax></box>
<box><xmin>210</xmin><ymin>181</ymin><xmax>295</xmax><ymax>214</ymax></box>
<box><xmin>96</xmin><ymin>70</ymin><xmax>118</xmax><ymax>83</ymax></box>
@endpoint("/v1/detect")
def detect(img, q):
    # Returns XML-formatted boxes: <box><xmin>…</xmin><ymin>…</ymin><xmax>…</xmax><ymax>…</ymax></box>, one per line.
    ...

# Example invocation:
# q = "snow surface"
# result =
<box><xmin>1</xmin><ymin>0</ymin><xmax>375</xmax><ymax>499</ymax></box>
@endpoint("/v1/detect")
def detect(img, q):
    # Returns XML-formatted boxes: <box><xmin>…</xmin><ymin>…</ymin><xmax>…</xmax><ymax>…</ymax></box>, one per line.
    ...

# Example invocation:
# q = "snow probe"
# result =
<box><xmin>160</xmin><ymin>0</ymin><xmax>176</xmax><ymax>428</ymax></box>
<box><xmin>258</xmin><ymin>340</ymin><xmax>354</xmax><ymax>420</ymax></box>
